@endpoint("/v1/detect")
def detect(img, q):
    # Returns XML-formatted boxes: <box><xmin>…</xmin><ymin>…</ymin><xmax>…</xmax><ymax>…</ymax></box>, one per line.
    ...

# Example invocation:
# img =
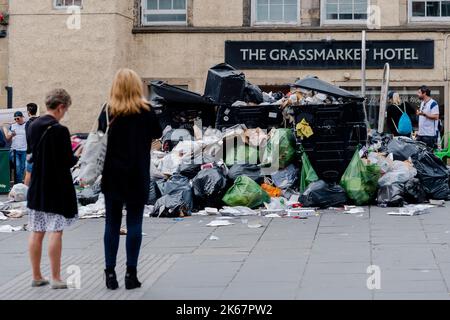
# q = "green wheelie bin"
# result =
<box><xmin>0</xmin><ymin>148</ymin><xmax>10</xmax><ymax>193</ymax></box>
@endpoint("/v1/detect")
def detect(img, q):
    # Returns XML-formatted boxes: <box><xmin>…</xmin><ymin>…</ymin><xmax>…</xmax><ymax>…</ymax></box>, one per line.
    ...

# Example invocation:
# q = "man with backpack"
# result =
<box><xmin>416</xmin><ymin>85</ymin><xmax>440</xmax><ymax>149</ymax></box>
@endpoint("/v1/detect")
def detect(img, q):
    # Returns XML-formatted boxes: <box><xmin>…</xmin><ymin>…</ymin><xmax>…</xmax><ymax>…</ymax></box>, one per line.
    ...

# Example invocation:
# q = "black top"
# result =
<box><xmin>98</xmin><ymin>106</ymin><xmax>162</xmax><ymax>204</ymax></box>
<box><xmin>27</xmin><ymin>115</ymin><xmax>78</xmax><ymax>218</ymax></box>
<box><xmin>386</xmin><ymin>102</ymin><xmax>416</xmax><ymax>136</ymax></box>
<box><xmin>25</xmin><ymin>116</ymin><xmax>39</xmax><ymax>154</ymax></box>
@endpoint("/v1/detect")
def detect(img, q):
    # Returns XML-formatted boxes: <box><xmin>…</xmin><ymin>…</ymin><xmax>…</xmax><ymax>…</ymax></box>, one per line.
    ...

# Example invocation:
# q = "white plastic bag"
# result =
<box><xmin>378</xmin><ymin>160</ymin><xmax>417</xmax><ymax>187</ymax></box>
<box><xmin>8</xmin><ymin>183</ymin><xmax>28</xmax><ymax>202</ymax></box>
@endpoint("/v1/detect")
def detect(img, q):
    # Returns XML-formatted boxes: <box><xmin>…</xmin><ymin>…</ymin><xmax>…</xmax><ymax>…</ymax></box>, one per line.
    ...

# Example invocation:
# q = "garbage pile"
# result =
<box><xmin>68</xmin><ymin>63</ymin><xmax>448</xmax><ymax>218</ymax></box>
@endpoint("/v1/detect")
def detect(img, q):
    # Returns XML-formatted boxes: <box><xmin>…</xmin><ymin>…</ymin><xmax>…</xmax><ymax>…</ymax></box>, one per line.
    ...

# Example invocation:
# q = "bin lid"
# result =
<box><xmin>151</xmin><ymin>81</ymin><xmax>215</xmax><ymax>106</ymax></box>
<box><xmin>292</xmin><ymin>77</ymin><xmax>364</xmax><ymax>101</ymax></box>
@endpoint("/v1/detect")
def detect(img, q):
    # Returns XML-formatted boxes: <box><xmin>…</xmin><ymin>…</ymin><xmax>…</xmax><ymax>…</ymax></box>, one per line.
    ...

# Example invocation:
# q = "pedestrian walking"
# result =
<box><xmin>27</xmin><ymin>89</ymin><xmax>80</xmax><ymax>289</ymax></box>
<box><xmin>24</xmin><ymin>103</ymin><xmax>40</xmax><ymax>186</ymax></box>
<box><xmin>5</xmin><ymin>111</ymin><xmax>27</xmax><ymax>183</ymax></box>
<box><xmin>416</xmin><ymin>85</ymin><xmax>440</xmax><ymax>149</ymax></box>
<box><xmin>99</xmin><ymin>69</ymin><xmax>162</xmax><ymax>290</ymax></box>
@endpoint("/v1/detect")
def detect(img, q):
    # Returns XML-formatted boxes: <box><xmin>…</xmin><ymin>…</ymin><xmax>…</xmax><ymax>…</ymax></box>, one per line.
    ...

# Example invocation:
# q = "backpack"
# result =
<box><xmin>392</xmin><ymin>103</ymin><xmax>412</xmax><ymax>135</ymax></box>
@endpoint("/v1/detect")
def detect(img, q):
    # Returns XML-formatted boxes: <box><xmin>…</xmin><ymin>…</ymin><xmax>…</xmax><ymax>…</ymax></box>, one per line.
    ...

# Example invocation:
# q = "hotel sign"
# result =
<box><xmin>225</xmin><ymin>40</ymin><xmax>434</xmax><ymax>69</ymax></box>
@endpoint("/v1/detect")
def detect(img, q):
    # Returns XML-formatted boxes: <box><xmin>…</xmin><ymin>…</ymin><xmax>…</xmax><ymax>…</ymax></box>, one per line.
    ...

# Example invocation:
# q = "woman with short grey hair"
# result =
<box><xmin>27</xmin><ymin>88</ymin><xmax>80</xmax><ymax>289</ymax></box>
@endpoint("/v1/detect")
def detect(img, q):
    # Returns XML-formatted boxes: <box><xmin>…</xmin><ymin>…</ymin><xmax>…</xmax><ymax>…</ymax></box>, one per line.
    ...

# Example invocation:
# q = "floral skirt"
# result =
<box><xmin>28</xmin><ymin>209</ymin><xmax>78</xmax><ymax>232</ymax></box>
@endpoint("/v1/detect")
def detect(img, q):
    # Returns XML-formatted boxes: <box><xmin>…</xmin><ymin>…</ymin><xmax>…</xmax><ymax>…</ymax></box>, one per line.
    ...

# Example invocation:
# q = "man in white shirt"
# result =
<box><xmin>5</xmin><ymin>111</ymin><xmax>27</xmax><ymax>183</ymax></box>
<box><xmin>416</xmin><ymin>86</ymin><xmax>440</xmax><ymax>149</ymax></box>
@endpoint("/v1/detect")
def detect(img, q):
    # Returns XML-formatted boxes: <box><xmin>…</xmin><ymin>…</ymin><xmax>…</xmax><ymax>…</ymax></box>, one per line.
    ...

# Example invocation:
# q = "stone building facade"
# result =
<box><xmin>0</xmin><ymin>0</ymin><xmax>449</xmax><ymax>133</ymax></box>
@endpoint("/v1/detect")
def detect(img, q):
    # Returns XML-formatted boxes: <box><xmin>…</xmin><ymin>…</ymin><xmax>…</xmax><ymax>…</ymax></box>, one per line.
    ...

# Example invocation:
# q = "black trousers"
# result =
<box><xmin>104</xmin><ymin>194</ymin><xmax>144</xmax><ymax>269</ymax></box>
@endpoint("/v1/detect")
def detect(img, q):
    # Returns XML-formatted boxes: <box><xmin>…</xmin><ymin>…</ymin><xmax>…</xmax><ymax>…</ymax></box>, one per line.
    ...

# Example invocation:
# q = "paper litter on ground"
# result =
<box><xmin>220</xmin><ymin>206</ymin><xmax>258</xmax><ymax>216</ymax></box>
<box><xmin>0</xmin><ymin>225</ymin><xmax>25</xmax><ymax>232</ymax></box>
<box><xmin>206</xmin><ymin>220</ymin><xmax>235</xmax><ymax>227</ymax></box>
<box><xmin>247</xmin><ymin>223</ymin><xmax>263</xmax><ymax>229</ymax></box>
<box><xmin>209</xmin><ymin>235</ymin><xmax>219</xmax><ymax>240</ymax></box>
<box><xmin>264</xmin><ymin>213</ymin><xmax>282</xmax><ymax>218</ymax></box>
<box><xmin>344</xmin><ymin>207</ymin><xmax>365</xmax><ymax>214</ymax></box>
<box><xmin>387</xmin><ymin>204</ymin><xmax>435</xmax><ymax>216</ymax></box>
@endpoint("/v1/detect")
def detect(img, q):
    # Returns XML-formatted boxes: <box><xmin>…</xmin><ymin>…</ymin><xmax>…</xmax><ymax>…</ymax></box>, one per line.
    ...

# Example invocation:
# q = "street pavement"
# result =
<box><xmin>1</xmin><ymin>195</ymin><xmax>450</xmax><ymax>300</ymax></box>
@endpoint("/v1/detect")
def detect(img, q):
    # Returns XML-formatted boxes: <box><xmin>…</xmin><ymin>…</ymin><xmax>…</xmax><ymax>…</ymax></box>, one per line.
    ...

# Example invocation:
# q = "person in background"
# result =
<box><xmin>386</xmin><ymin>91</ymin><xmax>415</xmax><ymax>137</ymax></box>
<box><xmin>416</xmin><ymin>85</ymin><xmax>440</xmax><ymax>149</ymax></box>
<box><xmin>5</xmin><ymin>111</ymin><xmax>27</xmax><ymax>183</ymax></box>
<box><xmin>24</xmin><ymin>103</ymin><xmax>40</xmax><ymax>186</ymax></box>
<box><xmin>27</xmin><ymin>89</ymin><xmax>80</xmax><ymax>289</ymax></box>
<box><xmin>99</xmin><ymin>69</ymin><xmax>162</xmax><ymax>290</ymax></box>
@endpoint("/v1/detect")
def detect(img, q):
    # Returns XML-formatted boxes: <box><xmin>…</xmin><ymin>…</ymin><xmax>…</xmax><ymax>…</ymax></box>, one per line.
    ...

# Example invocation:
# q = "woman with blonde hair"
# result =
<box><xmin>99</xmin><ymin>68</ymin><xmax>162</xmax><ymax>290</ymax></box>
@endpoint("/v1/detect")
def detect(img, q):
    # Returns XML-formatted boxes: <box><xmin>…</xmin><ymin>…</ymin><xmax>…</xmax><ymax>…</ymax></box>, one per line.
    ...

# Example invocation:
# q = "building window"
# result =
<box><xmin>54</xmin><ymin>0</ymin><xmax>83</xmax><ymax>8</ymax></box>
<box><xmin>410</xmin><ymin>0</ymin><xmax>450</xmax><ymax>21</ymax></box>
<box><xmin>252</xmin><ymin>0</ymin><xmax>300</xmax><ymax>25</ymax></box>
<box><xmin>322</xmin><ymin>0</ymin><xmax>368</xmax><ymax>24</ymax></box>
<box><xmin>142</xmin><ymin>0</ymin><xmax>187</xmax><ymax>25</ymax></box>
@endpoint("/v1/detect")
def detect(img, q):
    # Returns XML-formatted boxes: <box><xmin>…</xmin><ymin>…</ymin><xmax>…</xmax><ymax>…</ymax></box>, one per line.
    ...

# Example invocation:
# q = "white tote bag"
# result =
<box><xmin>78</xmin><ymin>103</ymin><xmax>110</xmax><ymax>186</ymax></box>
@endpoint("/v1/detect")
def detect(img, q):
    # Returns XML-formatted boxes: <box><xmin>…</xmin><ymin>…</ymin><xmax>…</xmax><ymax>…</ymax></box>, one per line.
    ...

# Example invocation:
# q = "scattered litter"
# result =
<box><xmin>192</xmin><ymin>211</ymin><xmax>208</xmax><ymax>216</ymax></box>
<box><xmin>0</xmin><ymin>212</ymin><xmax>7</xmax><ymax>220</ymax></box>
<box><xmin>287</xmin><ymin>208</ymin><xmax>316</xmax><ymax>218</ymax></box>
<box><xmin>205</xmin><ymin>207</ymin><xmax>219</xmax><ymax>215</ymax></box>
<box><xmin>220</xmin><ymin>206</ymin><xmax>258</xmax><ymax>216</ymax></box>
<box><xmin>264</xmin><ymin>213</ymin><xmax>282</xmax><ymax>218</ymax></box>
<box><xmin>8</xmin><ymin>184</ymin><xmax>28</xmax><ymax>202</ymax></box>
<box><xmin>209</xmin><ymin>235</ymin><xmax>219</xmax><ymax>241</ymax></box>
<box><xmin>247</xmin><ymin>223</ymin><xmax>263</xmax><ymax>229</ymax></box>
<box><xmin>344</xmin><ymin>207</ymin><xmax>365</xmax><ymax>214</ymax></box>
<box><xmin>387</xmin><ymin>204</ymin><xmax>435</xmax><ymax>216</ymax></box>
<box><xmin>5</xmin><ymin>209</ymin><xmax>26</xmax><ymax>218</ymax></box>
<box><xmin>173</xmin><ymin>218</ymin><xmax>184</xmax><ymax>222</ymax></box>
<box><xmin>429</xmin><ymin>199</ymin><xmax>445</xmax><ymax>207</ymax></box>
<box><xmin>206</xmin><ymin>220</ymin><xmax>235</xmax><ymax>227</ymax></box>
<box><xmin>0</xmin><ymin>225</ymin><xmax>25</xmax><ymax>232</ymax></box>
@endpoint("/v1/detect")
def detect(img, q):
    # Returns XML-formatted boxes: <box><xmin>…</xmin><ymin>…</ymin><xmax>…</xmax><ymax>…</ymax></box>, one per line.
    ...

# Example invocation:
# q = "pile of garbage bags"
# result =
<box><xmin>68</xmin><ymin>63</ymin><xmax>448</xmax><ymax>217</ymax></box>
<box><xmin>368</xmin><ymin>135</ymin><xmax>450</xmax><ymax>207</ymax></box>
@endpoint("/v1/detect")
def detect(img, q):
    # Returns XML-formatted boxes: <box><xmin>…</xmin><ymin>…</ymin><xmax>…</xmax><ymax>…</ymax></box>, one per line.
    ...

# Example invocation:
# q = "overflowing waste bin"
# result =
<box><xmin>0</xmin><ymin>148</ymin><xmax>10</xmax><ymax>193</ymax></box>
<box><xmin>290</xmin><ymin>77</ymin><xmax>367</xmax><ymax>183</ymax></box>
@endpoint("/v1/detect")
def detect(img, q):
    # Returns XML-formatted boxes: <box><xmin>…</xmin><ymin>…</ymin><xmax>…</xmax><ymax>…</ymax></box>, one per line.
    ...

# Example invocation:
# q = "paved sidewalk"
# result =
<box><xmin>1</xmin><ymin>200</ymin><xmax>450</xmax><ymax>300</ymax></box>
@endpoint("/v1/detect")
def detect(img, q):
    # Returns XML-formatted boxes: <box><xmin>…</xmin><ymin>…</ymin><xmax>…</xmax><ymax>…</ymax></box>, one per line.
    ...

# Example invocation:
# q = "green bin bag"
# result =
<box><xmin>262</xmin><ymin>129</ymin><xmax>296</xmax><ymax>169</ymax></box>
<box><xmin>299</xmin><ymin>152</ymin><xmax>319</xmax><ymax>193</ymax></box>
<box><xmin>0</xmin><ymin>149</ymin><xmax>11</xmax><ymax>193</ymax></box>
<box><xmin>225</xmin><ymin>145</ymin><xmax>259</xmax><ymax>167</ymax></box>
<box><xmin>340</xmin><ymin>149</ymin><xmax>381</xmax><ymax>206</ymax></box>
<box><xmin>222</xmin><ymin>175</ymin><xmax>270</xmax><ymax>208</ymax></box>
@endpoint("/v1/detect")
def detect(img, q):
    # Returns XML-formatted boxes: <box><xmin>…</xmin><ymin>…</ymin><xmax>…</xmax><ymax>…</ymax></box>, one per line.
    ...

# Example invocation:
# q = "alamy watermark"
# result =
<box><xmin>366</xmin><ymin>265</ymin><xmax>381</xmax><ymax>290</ymax></box>
<box><xmin>66</xmin><ymin>6</ymin><xmax>81</xmax><ymax>30</ymax></box>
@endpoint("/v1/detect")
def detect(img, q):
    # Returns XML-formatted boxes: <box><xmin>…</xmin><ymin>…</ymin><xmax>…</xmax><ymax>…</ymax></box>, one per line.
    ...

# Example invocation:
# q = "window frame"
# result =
<box><xmin>409</xmin><ymin>0</ymin><xmax>450</xmax><ymax>22</ymax></box>
<box><xmin>321</xmin><ymin>0</ymin><xmax>370</xmax><ymax>26</ymax></box>
<box><xmin>251</xmin><ymin>0</ymin><xmax>301</xmax><ymax>26</ymax></box>
<box><xmin>53</xmin><ymin>0</ymin><xmax>83</xmax><ymax>9</ymax></box>
<box><xmin>141</xmin><ymin>0</ymin><xmax>188</xmax><ymax>26</ymax></box>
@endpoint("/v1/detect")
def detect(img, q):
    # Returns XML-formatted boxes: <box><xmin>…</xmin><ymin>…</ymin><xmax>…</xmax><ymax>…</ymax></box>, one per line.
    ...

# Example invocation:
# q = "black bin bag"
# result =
<box><xmin>412</xmin><ymin>150</ymin><xmax>450</xmax><ymax>200</ymax></box>
<box><xmin>300</xmin><ymin>180</ymin><xmax>348</xmax><ymax>208</ymax></box>
<box><xmin>387</xmin><ymin>137</ymin><xmax>427</xmax><ymax>161</ymax></box>
<box><xmin>151</xmin><ymin>174</ymin><xmax>194</xmax><ymax>217</ymax></box>
<box><xmin>204</xmin><ymin>63</ymin><xmax>246</xmax><ymax>105</ymax></box>
<box><xmin>377</xmin><ymin>184</ymin><xmax>405</xmax><ymax>207</ymax></box>
<box><xmin>243</xmin><ymin>83</ymin><xmax>264</xmax><ymax>104</ymax></box>
<box><xmin>192</xmin><ymin>168</ymin><xmax>227</xmax><ymax>208</ymax></box>
<box><xmin>227</xmin><ymin>164</ymin><xmax>264</xmax><ymax>185</ymax></box>
<box><xmin>403</xmin><ymin>178</ymin><xmax>427</xmax><ymax>204</ymax></box>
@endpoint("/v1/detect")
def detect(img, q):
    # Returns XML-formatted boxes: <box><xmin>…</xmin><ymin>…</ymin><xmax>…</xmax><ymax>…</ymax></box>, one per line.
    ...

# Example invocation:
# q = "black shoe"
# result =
<box><xmin>104</xmin><ymin>269</ymin><xmax>119</xmax><ymax>290</ymax></box>
<box><xmin>125</xmin><ymin>268</ymin><xmax>141</xmax><ymax>290</ymax></box>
